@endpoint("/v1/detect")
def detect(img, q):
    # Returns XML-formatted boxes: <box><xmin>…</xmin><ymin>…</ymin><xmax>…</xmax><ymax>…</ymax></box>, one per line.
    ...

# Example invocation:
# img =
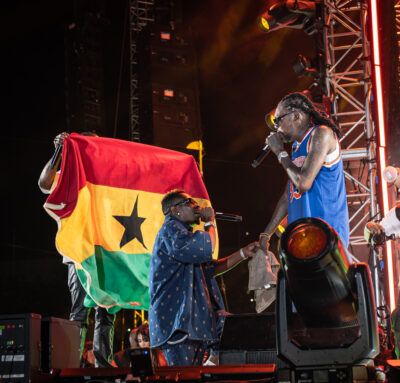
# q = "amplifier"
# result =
<box><xmin>219</xmin><ymin>313</ymin><xmax>285</xmax><ymax>367</ymax></box>
<box><xmin>41</xmin><ymin>317</ymin><xmax>80</xmax><ymax>372</ymax></box>
<box><xmin>0</xmin><ymin>313</ymin><xmax>41</xmax><ymax>383</ymax></box>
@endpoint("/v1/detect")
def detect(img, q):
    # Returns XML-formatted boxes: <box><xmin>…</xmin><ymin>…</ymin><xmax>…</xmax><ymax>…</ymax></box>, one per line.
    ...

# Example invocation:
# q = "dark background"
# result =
<box><xmin>0</xmin><ymin>0</ymin><xmax>315</xmax><ymax>346</ymax></box>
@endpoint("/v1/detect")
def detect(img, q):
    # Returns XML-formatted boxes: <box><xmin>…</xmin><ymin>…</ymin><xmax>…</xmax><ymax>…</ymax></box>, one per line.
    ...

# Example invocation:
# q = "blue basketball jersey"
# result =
<box><xmin>288</xmin><ymin>126</ymin><xmax>349</xmax><ymax>246</ymax></box>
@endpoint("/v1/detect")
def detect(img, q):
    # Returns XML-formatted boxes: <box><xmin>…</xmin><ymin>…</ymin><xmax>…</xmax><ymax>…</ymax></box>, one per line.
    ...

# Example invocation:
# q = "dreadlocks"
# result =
<box><xmin>280</xmin><ymin>92</ymin><xmax>341</xmax><ymax>137</ymax></box>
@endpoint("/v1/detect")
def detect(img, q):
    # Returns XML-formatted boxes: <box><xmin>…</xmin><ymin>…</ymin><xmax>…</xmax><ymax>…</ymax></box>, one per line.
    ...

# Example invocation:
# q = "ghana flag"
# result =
<box><xmin>44</xmin><ymin>133</ymin><xmax>217</xmax><ymax>313</ymax></box>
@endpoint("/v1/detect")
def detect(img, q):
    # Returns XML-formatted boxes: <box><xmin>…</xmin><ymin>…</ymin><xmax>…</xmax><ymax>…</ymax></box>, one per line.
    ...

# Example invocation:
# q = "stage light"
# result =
<box><xmin>160</xmin><ymin>32</ymin><xmax>171</xmax><ymax>41</ymax></box>
<box><xmin>280</xmin><ymin>217</ymin><xmax>356</xmax><ymax>328</ymax></box>
<box><xmin>258</xmin><ymin>0</ymin><xmax>319</xmax><ymax>35</ymax></box>
<box><xmin>292</xmin><ymin>54</ymin><xmax>319</xmax><ymax>77</ymax></box>
<box><xmin>264</xmin><ymin>113</ymin><xmax>277</xmax><ymax>131</ymax></box>
<box><xmin>163</xmin><ymin>89</ymin><xmax>174</xmax><ymax>98</ymax></box>
<box><xmin>276</xmin><ymin>217</ymin><xmax>379</xmax><ymax>367</ymax></box>
<box><xmin>287</xmin><ymin>222</ymin><xmax>327</xmax><ymax>260</ymax></box>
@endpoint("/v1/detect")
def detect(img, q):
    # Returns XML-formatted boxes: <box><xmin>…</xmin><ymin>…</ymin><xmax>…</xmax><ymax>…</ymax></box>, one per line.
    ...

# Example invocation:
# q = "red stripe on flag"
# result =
<box><xmin>46</xmin><ymin>134</ymin><xmax>209</xmax><ymax>218</ymax></box>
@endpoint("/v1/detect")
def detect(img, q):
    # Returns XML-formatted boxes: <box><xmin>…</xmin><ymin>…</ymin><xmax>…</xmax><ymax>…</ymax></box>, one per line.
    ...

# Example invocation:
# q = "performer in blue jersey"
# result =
<box><xmin>260</xmin><ymin>92</ymin><xmax>349</xmax><ymax>251</ymax></box>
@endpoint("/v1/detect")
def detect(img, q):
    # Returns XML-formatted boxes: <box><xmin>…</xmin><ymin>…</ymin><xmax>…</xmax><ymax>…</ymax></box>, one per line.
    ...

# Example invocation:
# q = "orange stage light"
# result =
<box><xmin>288</xmin><ymin>223</ymin><xmax>327</xmax><ymax>260</ymax></box>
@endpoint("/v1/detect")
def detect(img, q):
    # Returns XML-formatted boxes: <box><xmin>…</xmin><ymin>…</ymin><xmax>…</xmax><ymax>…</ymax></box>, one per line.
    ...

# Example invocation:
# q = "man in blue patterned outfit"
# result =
<box><xmin>260</xmin><ymin>92</ymin><xmax>349</xmax><ymax>251</ymax></box>
<box><xmin>149</xmin><ymin>190</ymin><xmax>257</xmax><ymax>366</ymax></box>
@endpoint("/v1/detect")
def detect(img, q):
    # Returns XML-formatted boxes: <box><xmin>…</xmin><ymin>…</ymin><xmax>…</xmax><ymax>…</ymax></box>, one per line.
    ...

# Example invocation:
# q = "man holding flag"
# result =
<box><xmin>149</xmin><ymin>189</ymin><xmax>258</xmax><ymax>366</ymax></box>
<box><xmin>39</xmin><ymin>132</ymin><xmax>115</xmax><ymax>368</ymax></box>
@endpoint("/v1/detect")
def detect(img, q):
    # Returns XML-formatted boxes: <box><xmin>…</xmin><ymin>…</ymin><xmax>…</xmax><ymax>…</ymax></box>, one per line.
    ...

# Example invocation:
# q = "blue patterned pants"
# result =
<box><xmin>161</xmin><ymin>339</ymin><xmax>206</xmax><ymax>366</ymax></box>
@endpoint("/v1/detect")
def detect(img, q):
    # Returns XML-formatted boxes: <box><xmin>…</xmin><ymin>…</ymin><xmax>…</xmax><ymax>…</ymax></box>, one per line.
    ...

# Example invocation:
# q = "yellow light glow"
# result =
<box><xmin>268</xmin><ymin>114</ymin><xmax>276</xmax><ymax>126</ymax></box>
<box><xmin>260</xmin><ymin>17</ymin><xmax>270</xmax><ymax>31</ymax></box>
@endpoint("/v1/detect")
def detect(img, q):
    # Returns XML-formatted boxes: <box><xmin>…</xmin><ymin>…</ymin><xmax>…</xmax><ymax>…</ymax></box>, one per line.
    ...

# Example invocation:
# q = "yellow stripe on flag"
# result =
<box><xmin>56</xmin><ymin>182</ymin><xmax>219</xmax><ymax>264</ymax></box>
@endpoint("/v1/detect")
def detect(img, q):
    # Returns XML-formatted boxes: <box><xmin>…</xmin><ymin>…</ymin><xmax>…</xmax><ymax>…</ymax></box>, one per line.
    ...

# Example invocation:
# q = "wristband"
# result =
<box><xmin>204</xmin><ymin>221</ymin><xmax>216</xmax><ymax>230</ymax></box>
<box><xmin>259</xmin><ymin>232</ymin><xmax>271</xmax><ymax>241</ymax></box>
<box><xmin>278</xmin><ymin>151</ymin><xmax>289</xmax><ymax>164</ymax></box>
<box><xmin>239</xmin><ymin>248</ymin><xmax>246</xmax><ymax>260</ymax></box>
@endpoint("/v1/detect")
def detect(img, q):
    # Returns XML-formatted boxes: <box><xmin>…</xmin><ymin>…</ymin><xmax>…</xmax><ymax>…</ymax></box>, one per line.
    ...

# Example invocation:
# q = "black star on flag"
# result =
<box><xmin>113</xmin><ymin>195</ymin><xmax>147</xmax><ymax>249</ymax></box>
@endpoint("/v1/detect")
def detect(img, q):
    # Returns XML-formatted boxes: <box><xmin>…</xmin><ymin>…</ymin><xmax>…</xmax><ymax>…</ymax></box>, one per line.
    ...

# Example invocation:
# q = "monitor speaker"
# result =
<box><xmin>219</xmin><ymin>313</ymin><xmax>284</xmax><ymax>367</ymax></box>
<box><xmin>129</xmin><ymin>347</ymin><xmax>154</xmax><ymax>379</ymax></box>
<box><xmin>41</xmin><ymin>317</ymin><xmax>81</xmax><ymax>372</ymax></box>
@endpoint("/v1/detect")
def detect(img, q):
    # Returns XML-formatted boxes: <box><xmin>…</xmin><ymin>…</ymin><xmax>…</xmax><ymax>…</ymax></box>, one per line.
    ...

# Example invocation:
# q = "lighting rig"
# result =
<box><xmin>256</xmin><ymin>0</ymin><xmax>395</xmax><ymax>378</ymax></box>
<box><xmin>258</xmin><ymin>0</ymin><xmax>321</xmax><ymax>35</ymax></box>
<box><xmin>276</xmin><ymin>218</ymin><xmax>380</xmax><ymax>382</ymax></box>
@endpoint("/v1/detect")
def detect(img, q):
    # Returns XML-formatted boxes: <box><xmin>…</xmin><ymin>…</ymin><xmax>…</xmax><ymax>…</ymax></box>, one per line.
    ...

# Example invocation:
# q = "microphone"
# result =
<box><xmin>215</xmin><ymin>212</ymin><xmax>242</xmax><ymax>222</ymax></box>
<box><xmin>251</xmin><ymin>144</ymin><xmax>271</xmax><ymax>168</ymax></box>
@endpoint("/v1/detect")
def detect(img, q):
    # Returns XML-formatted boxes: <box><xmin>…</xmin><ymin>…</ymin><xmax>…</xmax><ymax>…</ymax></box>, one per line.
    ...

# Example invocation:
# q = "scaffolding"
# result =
<box><xmin>322</xmin><ymin>0</ymin><xmax>377</xmax><ymax>249</ymax></box>
<box><xmin>322</xmin><ymin>0</ymin><xmax>386</xmax><ymax>310</ymax></box>
<box><xmin>396</xmin><ymin>1</ymin><xmax>400</xmax><ymax>78</ymax></box>
<box><xmin>129</xmin><ymin>0</ymin><xmax>155</xmax><ymax>142</ymax></box>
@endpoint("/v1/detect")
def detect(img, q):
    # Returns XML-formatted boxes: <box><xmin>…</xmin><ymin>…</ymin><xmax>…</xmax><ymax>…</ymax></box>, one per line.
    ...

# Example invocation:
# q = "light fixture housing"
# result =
<box><xmin>276</xmin><ymin>217</ymin><xmax>379</xmax><ymax>367</ymax></box>
<box><xmin>257</xmin><ymin>0</ymin><xmax>319</xmax><ymax>35</ymax></box>
<box><xmin>279</xmin><ymin>217</ymin><xmax>356</xmax><ymax>328</ymax></box>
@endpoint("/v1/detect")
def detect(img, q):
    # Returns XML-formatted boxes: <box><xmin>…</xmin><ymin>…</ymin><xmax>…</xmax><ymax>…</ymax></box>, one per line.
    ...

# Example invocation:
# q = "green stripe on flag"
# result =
<box><xmin>76</xmin><ymin>245</ymin><xmax>151</xmax><ymax>313</ymax></box>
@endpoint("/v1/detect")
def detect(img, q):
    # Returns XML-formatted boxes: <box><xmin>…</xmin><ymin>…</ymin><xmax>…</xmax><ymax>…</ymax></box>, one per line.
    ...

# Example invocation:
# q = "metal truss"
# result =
<box><xmin>322</xmin><ymin>0</ymin><xmax>378</xmax><ymax>253</ymax></box>
<box><xmin>128</xmin><ymin>1</ymin><xmax>155</xmax><ymax>325</ymax></box>
<box><xmin>129</xmin><ymin>0</ymin><xmax>155</xmax><ymax>142</ymax></box>
<box><xmin>396</xmin><ymin>1</ymin><xmax>400</xmax><ymax>79</ymax></box>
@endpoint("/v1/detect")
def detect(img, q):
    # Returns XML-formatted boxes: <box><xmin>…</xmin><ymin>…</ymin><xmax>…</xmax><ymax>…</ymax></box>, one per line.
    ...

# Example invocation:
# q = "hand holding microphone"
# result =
<box><xmin>200</xmin><ymin>207</ymin><xmax>215</xmax><ymax>223</ymax></box>
<box><xmin>252</xmin><ymin>132</ymin><xmax>285</xmax><ymax>168</ymax></box>
<box><xmin>252</xmin><ymin>110</ymin><xmax>290</xmax><ymax>168</ymax></box>
<box><xmin>265</xmin><ymin>132</ymin><xmax>285</xmax><ymax>155</ymax></box>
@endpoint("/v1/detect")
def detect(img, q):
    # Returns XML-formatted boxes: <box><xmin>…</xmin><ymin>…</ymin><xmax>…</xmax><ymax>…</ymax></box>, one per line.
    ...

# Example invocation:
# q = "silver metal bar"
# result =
<box><xmin>327</xmin><ymin>2</ymin><xmax>360</xmax><ymax>31</ymax></box>
<box><xmin>344</xmin><ymin>170</ymin><xmax>370</xmax><ymax>193</ymax></box>
<box><xmin>342</xmin><ymin>148</ymin><xmax>367</xmax><ymax>160</ymax></box>
<box><xmin>349</xmin><ymin>208</ymin><xmax>370</xmax><ymax>234</ymax></box>
<box><xmin>332</xmin><ymin>44</ymin><xmax>362</xmax><ymax>51</ymax></box>
<box><xmin>348</xmin><ymin>199</ymin><xmax>370</xmax><ymax>224</ymax></box>
<box><xmin>346</xmin><ymin>131</ymin><xmax>366</xmax><ymax>150</ymax></box>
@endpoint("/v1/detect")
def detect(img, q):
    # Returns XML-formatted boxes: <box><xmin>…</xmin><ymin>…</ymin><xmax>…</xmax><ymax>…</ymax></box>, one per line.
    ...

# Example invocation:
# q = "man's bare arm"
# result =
<box><xmin>38</xmin><ymin>132</ymin><xmax>69</xmax><ymax>193</ymax></box>
<box><xmin>280</xmin><ymin>126</ymin><xmax>335</xmax><ymax>193</ymax></box>
<box><xmin>260</xmin><ymin>187</ymin><xmax>288</xmax><ymax>251</ymax></box>
<box><xmin>214</xmin><ymin>242</ymin><xmax>258</xmax><ymax>276</ymax></box>
<box><xmin>38</xmin><ymin>154</ymin><xmax>61</xmax><ymax>193</ymax></box>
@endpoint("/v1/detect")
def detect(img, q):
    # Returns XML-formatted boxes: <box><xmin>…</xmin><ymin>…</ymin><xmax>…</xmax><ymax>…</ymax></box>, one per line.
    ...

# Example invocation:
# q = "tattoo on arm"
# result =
<box><xmin>284</xmin><ymin>126</ymin><xmax>335</xmax><ymax>192</ymax></box>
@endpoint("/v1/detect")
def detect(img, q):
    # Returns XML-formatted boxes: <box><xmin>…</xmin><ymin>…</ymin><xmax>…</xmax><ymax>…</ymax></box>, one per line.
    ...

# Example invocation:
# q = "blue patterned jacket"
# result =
<box><xmin>149</xmin><ymin>215</ymin><xmax>225</xmax><ymax>348</ymax></box>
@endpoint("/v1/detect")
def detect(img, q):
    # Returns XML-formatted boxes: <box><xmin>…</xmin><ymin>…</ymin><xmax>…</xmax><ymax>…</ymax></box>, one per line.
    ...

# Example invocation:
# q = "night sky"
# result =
<box><xmin>1</xmin><ymin>0</ymin><xmax>315</xmax><ymax>345</ymax></box>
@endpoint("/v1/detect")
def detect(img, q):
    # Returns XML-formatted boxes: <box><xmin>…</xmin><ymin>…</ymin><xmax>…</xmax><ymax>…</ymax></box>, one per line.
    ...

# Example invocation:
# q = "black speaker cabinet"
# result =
<box><xmin>41</xmin><ymin>317</ymin><xmax>81</xmax><ymax>372</ymax></box>
<box><xmin>0</xmin><ymin>313</ymin><xmax>41</xmax><ymax>383</ymax></box>
<box><xmin>219</xmin><ymin>313</ymin><xmax>284</xmax><ymax>366</ymax></box>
